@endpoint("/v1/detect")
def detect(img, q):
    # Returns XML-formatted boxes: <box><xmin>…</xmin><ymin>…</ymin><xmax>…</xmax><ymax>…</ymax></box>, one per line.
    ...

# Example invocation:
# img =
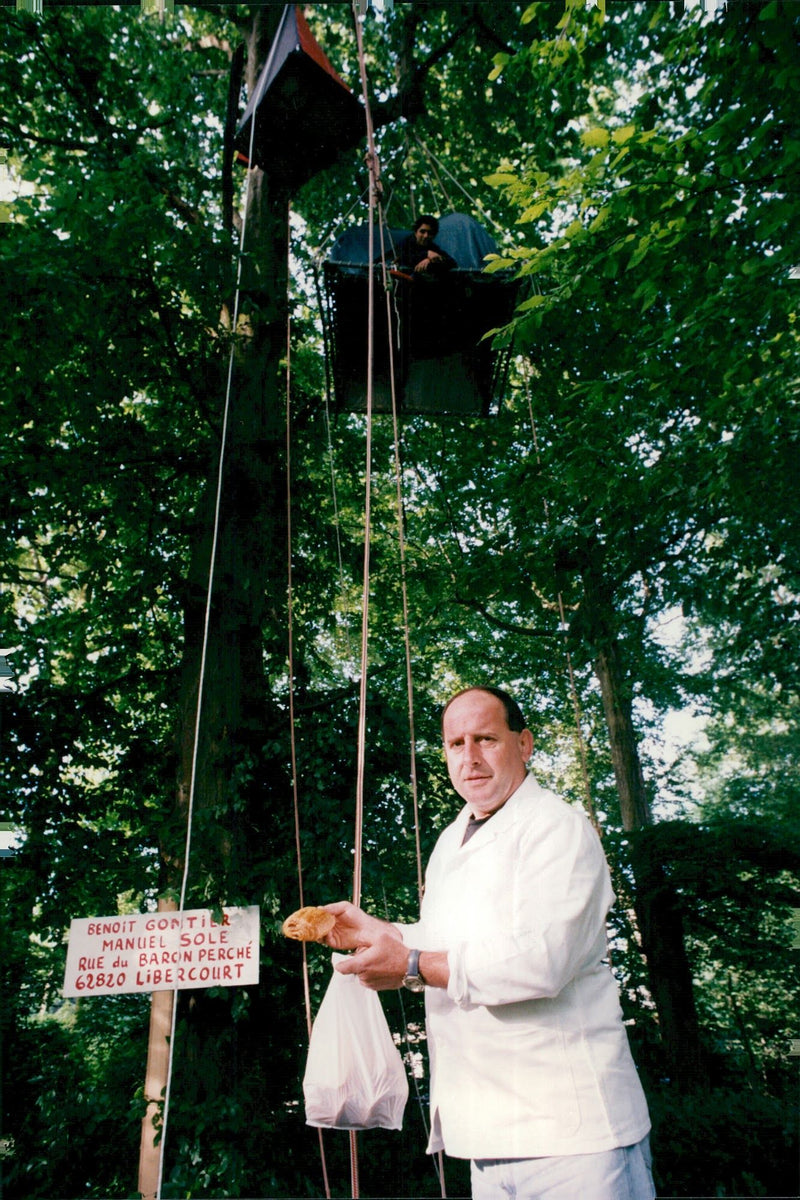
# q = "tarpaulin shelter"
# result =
<box><xmin>235</xmin><ymin>4</ymin><xmax>365</xmax><ymax>192</ymax></box>
<box><xmin>323</xmin><ymin>213</ymin><xmax>519</xmax><ymax>416</ymax></box>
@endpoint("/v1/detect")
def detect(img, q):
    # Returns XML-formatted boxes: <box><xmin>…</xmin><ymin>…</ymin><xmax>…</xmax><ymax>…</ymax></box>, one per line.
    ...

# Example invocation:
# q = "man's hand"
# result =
<box><xmin>334</xmin><ymin>931</ymin><xmax>410</xmax><ymax>991</ymax></box>
<box><xmin>323</xmin><ymin>905</ymin><xmax>451</xmax><ymax>991</ymax></box>
<box><xmin>321</xmin><ymin>901</ymin><xmax>401</xmax><ymax>952</ymax></box>
<box><xmin>415</xmin><ymin>251</ymin><xmax>444</xmax><ymax>273</ymax></box>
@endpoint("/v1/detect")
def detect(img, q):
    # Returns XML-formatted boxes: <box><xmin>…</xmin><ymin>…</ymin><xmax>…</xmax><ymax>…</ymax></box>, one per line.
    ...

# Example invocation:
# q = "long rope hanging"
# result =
<box><xmin>347</xmin><ymin>6</ymin><xmax>381</xmax><ymax>1192</ymax></box>
<box><xmin>349</xmin><ymin>11</ymin><xmax>451</xmax><ymax>1192</ymax></box>
<box><xmin>375</xmin><ymin>214</ymin><xmax>425</xmax><ymax>906</ymax></box>
<box><xmin>351</xmin><ymin>0</ymin><xmax>378</xmax><ymax>919</ymax></box>
<box><xmin>285</xmin><ymin>238</ymin><xmax>334</xmax><ymax>1200</ymax></box>
<box><xmin>152</xmin><ymin>51</ymin><xmax>272</xmax><ymax>1196</ymax></box>
<box><xmin>358</xmin><ymin>57</ymin><xmax>446</xmax><ymax>1200</ymax></box>
<box><xmin>337</xmin><ymin>7</ymin><xmax>443</xmax><ymax>1194</ymax></box>
<box><xmin>378</xmin><ymin>232</ymin><xmax>445</xmax><ymax>1197</ymax></box>
<box><xmin>285</xmin><ymin>8</ymin><xmax>444</xmax><ymax>1195</ymax></box>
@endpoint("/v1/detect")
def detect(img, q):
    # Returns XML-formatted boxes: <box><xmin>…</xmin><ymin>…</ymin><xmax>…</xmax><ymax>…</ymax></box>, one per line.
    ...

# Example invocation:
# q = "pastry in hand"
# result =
<box><xmin>282</xmin><ymin>906</ymin><xmax>336</xmax><ymax>942</ymax></box>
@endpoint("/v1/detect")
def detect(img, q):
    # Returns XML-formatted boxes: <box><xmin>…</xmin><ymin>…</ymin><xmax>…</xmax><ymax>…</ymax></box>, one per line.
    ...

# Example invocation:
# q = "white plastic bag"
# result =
<box><xmin>303</xmin><ymin>953</ymin><xmax>409</xmax><ymax>1131</ymax></box>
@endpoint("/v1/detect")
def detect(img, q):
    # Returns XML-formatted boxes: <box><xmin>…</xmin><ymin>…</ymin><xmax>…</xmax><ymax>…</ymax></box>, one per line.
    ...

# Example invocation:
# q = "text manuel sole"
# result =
<box><xmin>62</xmin><ymin>906</ymin><xmax>260</xmax><ymax>997</ymax></box>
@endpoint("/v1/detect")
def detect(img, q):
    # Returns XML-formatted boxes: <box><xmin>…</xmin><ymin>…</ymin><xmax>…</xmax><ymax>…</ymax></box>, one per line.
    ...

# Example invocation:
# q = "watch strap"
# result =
<box><xmin>403</xmin><ymin>947</ymin><xmax>425</xmax><ymax>991</ymax></box>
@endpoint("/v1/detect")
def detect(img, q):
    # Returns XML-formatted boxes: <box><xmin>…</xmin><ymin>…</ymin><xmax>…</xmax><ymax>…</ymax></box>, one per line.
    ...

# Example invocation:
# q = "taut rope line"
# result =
<box><xmin>376</xmin><ymin>214</ymin><xmax>425</xmax><ymax>904</ymax></box>
<box><xmin>154</xmin><ymin>48</ymin><xmax>267</xmax><ymax>1197</ymax></box>
<box><xmin>285</xmin><ymin>221</ymin><xmax>333</xmax><ymax>1199</ymax></box>
<box><xmin>350</xmin><ymin>9</ymin><xmax>445</xmax><ymax>1188</ymax></box>
<box><xmin>348</xmin><ymin>4</ymin><xmax>381</xmax><ymax>1190</ymax></box>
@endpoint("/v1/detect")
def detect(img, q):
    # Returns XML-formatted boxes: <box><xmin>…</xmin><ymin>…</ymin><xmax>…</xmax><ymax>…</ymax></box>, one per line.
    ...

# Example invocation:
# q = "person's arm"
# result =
<box><xmin>322</xmin><ymin>901</ymin><xmax>450</xmax><ymax>991</ymax></box>
<box><xmin>446</xmin><ymin>815</ymin><xmax>613</xmax><ymax>1008</ymax></box>
<box><xmin>418</xmin><ymin>951</ymin><xmax>449</xmax><ymax>989</ymax></box>
<box><xmin>333</xmin><ymin>931</ymin><xmax>451</xmax><ymax>991</ymax></box>
<box><xmin>421</xmin><ymin>242</ymin><xmax>456</xmax><ymax>271</ymax></box>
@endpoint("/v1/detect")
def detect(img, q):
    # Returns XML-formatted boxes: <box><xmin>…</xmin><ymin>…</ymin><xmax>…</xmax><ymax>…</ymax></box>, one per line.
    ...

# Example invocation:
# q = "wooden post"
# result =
<box><xmin>138</xmin><ymin>897</ymin><xmax>178</xmax><ymax>1200</ymax></box>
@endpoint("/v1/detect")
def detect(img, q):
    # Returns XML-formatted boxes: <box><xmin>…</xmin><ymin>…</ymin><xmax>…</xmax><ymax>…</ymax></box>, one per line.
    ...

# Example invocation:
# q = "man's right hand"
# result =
<box><xmin>321</xmin><ymin>901</ymin><xmax>401</xmax><ymax>952</ymax></box>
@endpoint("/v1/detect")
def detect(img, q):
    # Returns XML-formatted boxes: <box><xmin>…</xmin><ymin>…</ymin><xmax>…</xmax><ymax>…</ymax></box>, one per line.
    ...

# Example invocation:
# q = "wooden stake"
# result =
<box><xmin>137</xmin><ymin>897</ymin><xmax>177</xmax><ymax>1200</ymax></box>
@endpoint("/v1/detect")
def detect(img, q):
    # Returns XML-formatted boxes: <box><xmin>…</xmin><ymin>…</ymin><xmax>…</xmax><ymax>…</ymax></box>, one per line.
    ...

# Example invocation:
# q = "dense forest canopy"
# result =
<box><xmin>2</xmin><ymin>2</ymin><xmax>799</xmax><ymax>1197</ymax></box>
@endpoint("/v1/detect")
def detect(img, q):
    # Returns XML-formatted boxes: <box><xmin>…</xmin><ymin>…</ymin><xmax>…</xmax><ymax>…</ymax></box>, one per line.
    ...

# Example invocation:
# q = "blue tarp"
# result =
<box><xmin>327</xmin><ymin>212</ymin><xmax>499</xmax><ymax>272</ymax></box>
<box><xmin>323</xmin><ymin>212</ymin><xmax>518</xmax><ymax>414</ymax></box>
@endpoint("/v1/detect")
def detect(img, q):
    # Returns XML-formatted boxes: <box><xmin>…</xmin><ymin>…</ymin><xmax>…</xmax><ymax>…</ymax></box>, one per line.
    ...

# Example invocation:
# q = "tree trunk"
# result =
<box><xmin>149</xmin><ymin>9</ymin><xmax>300</xmax><ymax>1190</ymax></box>
<box><xmin>590</xmin><ymin>595</ymin><xmax>707</xmax><ymax>1089</ymax></box>
<box><xmin>151</xmin><ymin>8</ymin><xmax>488</xmax><ymax>1188</ymax></box>
<box><xmin>169</xmin><ymin>2</ymin><xmax>290</xmax><ymax>888</ymax></box>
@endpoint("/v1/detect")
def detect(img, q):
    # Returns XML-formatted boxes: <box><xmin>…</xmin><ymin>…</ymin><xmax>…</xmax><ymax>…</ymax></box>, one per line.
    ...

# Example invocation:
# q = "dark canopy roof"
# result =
<box><xmin>327</xmin><ymin>212</ymin><xmax>499</xmax><ymax>272</ymax></box>
<box><xmin>235</xmin><ymin>4</ymin><xmax>364</xmax><ymax>191</ymax></box>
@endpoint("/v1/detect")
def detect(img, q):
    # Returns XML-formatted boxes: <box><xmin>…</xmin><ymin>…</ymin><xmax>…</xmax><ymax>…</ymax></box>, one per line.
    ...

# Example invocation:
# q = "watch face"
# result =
<box><xmin>403</xmin><ymin>975</ymin><xmax>425</xmax><ymax>993</ymax></box>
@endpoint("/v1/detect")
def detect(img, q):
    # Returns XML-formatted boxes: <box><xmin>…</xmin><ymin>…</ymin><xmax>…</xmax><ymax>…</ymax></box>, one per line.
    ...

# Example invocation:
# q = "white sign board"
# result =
<box><xmin>63</xmin><ymin>906</ymin><xmax>260</xmax><ymax>998</ymax></box>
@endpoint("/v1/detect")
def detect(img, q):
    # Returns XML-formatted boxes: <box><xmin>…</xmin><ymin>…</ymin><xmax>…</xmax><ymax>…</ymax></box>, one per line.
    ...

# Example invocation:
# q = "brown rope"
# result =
<box><xmin>285</xmin><ymin>205</ymin><xmax>332</xmax><ymax>1200</ymax></box>
<box><xmin>347</xmin><ymin>7</ymin><xmax>381</xmax><ymax>1194</ymax></box>
<box><xmin>375</xmin><ymin>218</ymin><xmax>425</xmax><ymax>905</ymax></box>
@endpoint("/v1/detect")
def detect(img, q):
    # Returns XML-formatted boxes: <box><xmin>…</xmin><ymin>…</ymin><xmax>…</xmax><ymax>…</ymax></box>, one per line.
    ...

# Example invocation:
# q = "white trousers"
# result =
<box><xmin>470</xmin><ymin>1135</ymin><xmax>655</xmax><ymax>1200</ymax></box>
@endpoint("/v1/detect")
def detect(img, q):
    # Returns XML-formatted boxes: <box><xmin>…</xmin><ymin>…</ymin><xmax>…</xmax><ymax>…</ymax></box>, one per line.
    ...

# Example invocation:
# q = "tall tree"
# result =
<box><xmin>472</xmin><ymin>0</ymin><xmax>800</xmax><ymax>1084</ymax></box>
<box><xmin>3</xmin><ymin>3</ymin><xmax>798</xmax><ymax>1196</ymax></box>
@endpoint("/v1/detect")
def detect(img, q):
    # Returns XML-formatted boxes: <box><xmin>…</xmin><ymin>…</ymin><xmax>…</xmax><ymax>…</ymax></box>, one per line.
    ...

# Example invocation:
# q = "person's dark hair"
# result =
<box><xmin>413</xmin><ymin>214</ymin><xmax>439</xmax><ymax>235</ymax></box>
<box><xmin>441</xmin><ymin>686</ymin><xmax>527</xmax><ymax>734</ymax></box>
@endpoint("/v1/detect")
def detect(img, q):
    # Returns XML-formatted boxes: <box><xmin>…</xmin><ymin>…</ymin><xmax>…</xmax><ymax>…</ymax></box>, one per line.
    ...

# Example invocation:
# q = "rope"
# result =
<box><xmin>349</xmin><ymin>1130</ymin><xmax>361</xmax><ymax>1198</ymax></box>
<box><xmin>346</xmin><ymin>8</ymin><xmax>445</xmax><ymax>1194</ymax></box>
<box><xmin>153</xmin><ymin>51</ymin><xmax>265</xmax><ymax>1200</ymax></box>
<box><xmin>372</xmin><ymin>133</ymin><xmax>447</xmax><ymax>1200</ymax></box>
<box><xmin>312</xmin><ymin>261</ymin><xmax>355</xmax><ymax>668</ymax></box>
<box><xmin>375</xmin><ymin>217</ymin><xmax>424</xmax><ymax>903</ymax></box>
<box><xmin>285</xmin><ymin>10</ymin><xmax>446</xmax><ymax>1195</ymax></box>
<box><xmin>412</xmin><ymin>134</ymin><xmax>508</xmax><ymax>237</ymax></box>
<box><xmin>286</xmin><ymin>214</ymin><xmax>334</xmax><ymax>1200</ymax></box>
<box><xmin>347</xmin><ymin>5</ymin><xmax>381</xmax><ymax>1193</ymax></box>
<box><xmin>354</xmin><ymin>46</ymin><xmax>444</xmax><ymax>1200</ymax></box>
<box><xmin>351</xmin><ymin>0</ymin><xmax>380</xmax><ymax>917</ymax></box>
<box><xmin>286</xmin><ymin>256</ymin><xmax>304</xmax><ymax>919</ymax></box>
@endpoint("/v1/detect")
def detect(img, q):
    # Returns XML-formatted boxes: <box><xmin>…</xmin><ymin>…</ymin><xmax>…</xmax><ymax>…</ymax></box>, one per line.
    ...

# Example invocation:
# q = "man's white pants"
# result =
<box><xmin>470</xmin><ymin>1134</ymin><xmax>655</xmax><ymax>1199</ymax></box>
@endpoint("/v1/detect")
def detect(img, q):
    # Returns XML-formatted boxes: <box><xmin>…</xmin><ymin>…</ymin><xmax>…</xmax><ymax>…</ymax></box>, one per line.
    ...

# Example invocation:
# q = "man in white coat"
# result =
<box><xmin>325</xmin><ymin>686</ymin><xmax>655</xmax><ymax>1200</ymax></box>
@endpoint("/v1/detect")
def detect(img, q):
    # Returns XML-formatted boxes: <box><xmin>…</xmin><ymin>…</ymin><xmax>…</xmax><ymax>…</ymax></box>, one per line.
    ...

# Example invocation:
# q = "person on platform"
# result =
<box><xmin>324</xmin><ymin>685</ymin><xmax>655</xmax><ymax>1200</ymax></box>
<box><xmin>396</xmin><ymin>214</ymin><xmax>456</xmax><ymax>275</ymax></box>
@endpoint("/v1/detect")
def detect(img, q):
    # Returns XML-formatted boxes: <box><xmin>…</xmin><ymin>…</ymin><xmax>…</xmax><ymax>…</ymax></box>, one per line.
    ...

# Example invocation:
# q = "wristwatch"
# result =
<box><xmin>402</xmin><ymin>948</ymin><xmax>426</xmax><ymax>992</ymax></box>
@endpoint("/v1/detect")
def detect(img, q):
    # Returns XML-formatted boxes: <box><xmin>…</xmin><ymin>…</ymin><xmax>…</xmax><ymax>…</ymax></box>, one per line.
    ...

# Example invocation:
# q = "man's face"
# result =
<box><xmin>442</xmin><ymin>690</ymin><xmax>533</xmax><ymax>817</ymax></box>
<box><xmin>414</xmin><ymin>224</ymin><xmax>436</xmax><ymax>246</ymax></box>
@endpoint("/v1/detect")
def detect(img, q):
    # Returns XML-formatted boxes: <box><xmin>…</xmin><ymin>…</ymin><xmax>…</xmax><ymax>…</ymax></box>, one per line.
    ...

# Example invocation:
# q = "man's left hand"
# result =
<box><xmin>334</xmin><ymin>931</ymin><xmax>409</xmax><ymax>990</ymax></box>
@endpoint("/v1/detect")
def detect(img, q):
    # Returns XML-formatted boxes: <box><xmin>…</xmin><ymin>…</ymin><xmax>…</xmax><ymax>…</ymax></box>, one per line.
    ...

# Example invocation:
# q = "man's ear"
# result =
<box><xmin>520</xmin><ymin>729</ymin><xmax>534</xmax><ymax>762</ymax></box>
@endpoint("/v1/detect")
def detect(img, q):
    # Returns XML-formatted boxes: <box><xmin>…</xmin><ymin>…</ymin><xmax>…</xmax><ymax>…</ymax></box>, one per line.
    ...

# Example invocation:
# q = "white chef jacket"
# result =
<box><xmin>399</xmin><ymin>774</ymin><xmax>651</xmax><ymax>1160</ymax></box>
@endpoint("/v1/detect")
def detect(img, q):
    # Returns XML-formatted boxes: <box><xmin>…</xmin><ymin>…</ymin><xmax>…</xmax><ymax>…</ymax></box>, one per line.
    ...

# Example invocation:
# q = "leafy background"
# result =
<box><xmin>1</xmin><ymin>2</ymin><xmax>798</xmax><ymax>1197</ymax></box>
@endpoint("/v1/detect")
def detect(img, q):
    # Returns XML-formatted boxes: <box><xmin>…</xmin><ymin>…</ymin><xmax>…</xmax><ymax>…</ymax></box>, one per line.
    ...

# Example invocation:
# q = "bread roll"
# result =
<box><xmin>282</xmin><ymin>906</ymin><xmax>336</xmax><ymax>942</ymax></box>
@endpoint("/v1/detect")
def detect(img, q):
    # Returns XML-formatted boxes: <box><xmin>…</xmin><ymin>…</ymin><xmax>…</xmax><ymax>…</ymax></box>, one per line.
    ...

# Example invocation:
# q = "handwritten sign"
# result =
<box><xmin>63</xmin><ymin>906</ymin><xmax>260</xmax><ymax>997</ymax></box>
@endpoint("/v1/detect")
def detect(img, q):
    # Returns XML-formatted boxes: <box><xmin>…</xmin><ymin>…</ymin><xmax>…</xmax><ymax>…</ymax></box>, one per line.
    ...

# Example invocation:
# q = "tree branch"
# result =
<box><xmin>456</xmin><ymin>596</ymin><xmax>559</xmax><ymax>639</ymax></box>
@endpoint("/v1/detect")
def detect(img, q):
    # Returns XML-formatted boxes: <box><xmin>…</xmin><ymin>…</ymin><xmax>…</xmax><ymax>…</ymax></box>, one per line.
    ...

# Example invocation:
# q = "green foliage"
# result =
<box><xmin>2</xmin><ymin>2</ymin><xmax>799</xmax><ymax>1196</ymax></box>
<box><xmin>4</xmin><ymin>991</ymin><xmax>150</xmax><ymax>1198</ymax></box>
<box><xmin>648</xmin><ymin>1085</ymin><xmax>798</xmax><ymax>1198</ymax></box>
